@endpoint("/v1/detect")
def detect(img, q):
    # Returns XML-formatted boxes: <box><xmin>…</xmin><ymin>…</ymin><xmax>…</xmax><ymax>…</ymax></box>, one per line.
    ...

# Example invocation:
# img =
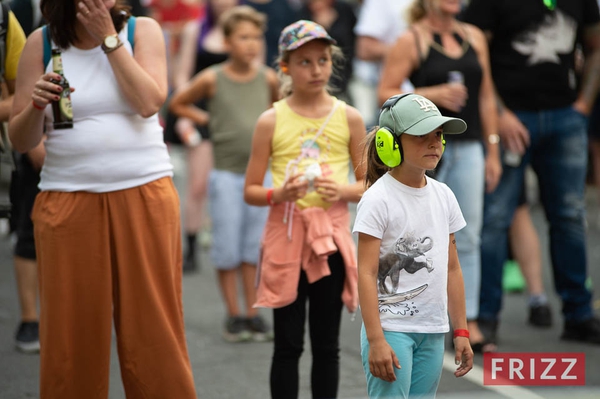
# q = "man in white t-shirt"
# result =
<box><xmin>352</xmin><ymin>0</ymin><xmax>413</xmax><ymax>126</ymax></box>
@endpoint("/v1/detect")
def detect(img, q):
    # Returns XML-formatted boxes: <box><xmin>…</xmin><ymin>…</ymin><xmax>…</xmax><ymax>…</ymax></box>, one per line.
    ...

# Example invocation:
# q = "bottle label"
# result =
<box><xmin>59</xmin><ymin>91</ymin><xmax>73</xmax><ymax>120</ymax></box>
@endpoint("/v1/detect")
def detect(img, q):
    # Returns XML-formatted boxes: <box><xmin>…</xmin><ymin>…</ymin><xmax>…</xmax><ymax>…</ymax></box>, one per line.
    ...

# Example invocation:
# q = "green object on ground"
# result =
<box><xmin>503</xmin><ymin>260</ymin><xmax>526</xmax><ymax>293</ymax></box>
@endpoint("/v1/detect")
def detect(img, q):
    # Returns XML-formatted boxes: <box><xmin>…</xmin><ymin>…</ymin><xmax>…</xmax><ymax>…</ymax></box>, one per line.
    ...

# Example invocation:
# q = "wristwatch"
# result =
<box><xmin>101</xmin><ymin>34</ymin><xmax>123</xmax><ymax>54</ymax></box>
<box><xmin>487</xmin><ymin>134</ymin><xmax>500</xmax><ymax>145</ymax></box>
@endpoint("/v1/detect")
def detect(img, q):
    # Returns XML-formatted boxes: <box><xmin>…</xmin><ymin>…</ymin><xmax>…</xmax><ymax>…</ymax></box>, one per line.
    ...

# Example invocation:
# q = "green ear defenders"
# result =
<box><xmin>375</xmin><ymin>94</ymin><xmax>446</xmax><ymax>168</ymax></box>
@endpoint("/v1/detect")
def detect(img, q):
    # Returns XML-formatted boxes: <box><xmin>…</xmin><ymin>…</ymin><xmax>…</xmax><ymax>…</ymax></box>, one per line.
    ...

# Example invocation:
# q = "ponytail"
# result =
<box><xmin>363</xmin><ymin>127</ymin><xmax>391</xmax><ymax>188</ymax></box>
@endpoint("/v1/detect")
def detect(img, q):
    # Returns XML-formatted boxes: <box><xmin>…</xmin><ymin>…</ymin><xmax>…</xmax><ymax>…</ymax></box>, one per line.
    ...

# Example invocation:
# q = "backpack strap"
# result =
<box><xmin>42</xmin><ymin>24</ymin><xmax>51</xmax><ymax>68</ymax></box>
<box><xmin>127</xmin><ymin>16</ymin><xmax>136</xmax><ymax>51</ymax></box>
<box><xmin>42</xmin><ymin>16</ymin><xmax>136</xmax><ymax>68</ymax></box>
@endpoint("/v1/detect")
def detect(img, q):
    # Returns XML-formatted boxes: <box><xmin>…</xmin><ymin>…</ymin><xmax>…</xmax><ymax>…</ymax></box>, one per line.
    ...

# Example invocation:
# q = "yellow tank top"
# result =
<box><xmin>271</xmin><ymin>97</ymin><xmax>350</xmax><ymax>210</ymax></box>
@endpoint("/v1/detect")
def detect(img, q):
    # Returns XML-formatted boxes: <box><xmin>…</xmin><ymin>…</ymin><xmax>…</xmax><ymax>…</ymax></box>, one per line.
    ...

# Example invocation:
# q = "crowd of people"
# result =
<box><xmin>3</xmin><ymin>0</ymin><xmax>600</xmax><ymax>398</ymax></box>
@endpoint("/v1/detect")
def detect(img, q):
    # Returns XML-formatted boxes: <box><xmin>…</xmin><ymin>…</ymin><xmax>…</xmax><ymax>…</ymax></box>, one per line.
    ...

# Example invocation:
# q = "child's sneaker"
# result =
<box><xmin>223</xmin><ymin>316</ymin><xmax>252</xmax><ymax>343</ymax></box>
<box><xmin>246</xmin><ymin>315</ymin><xmax>273</xmax><ymax>342</ymax></box>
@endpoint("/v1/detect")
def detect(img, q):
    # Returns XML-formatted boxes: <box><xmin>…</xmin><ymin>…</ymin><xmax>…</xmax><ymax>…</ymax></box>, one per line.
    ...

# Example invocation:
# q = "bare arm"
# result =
<box><xmin>356</xmin><ymin>35</ymin><xmax>391</xmax><ymax>62</ymax></box>
<box><xmin>244</xmin><ymin>108</ymin><xmax>277</xmax><ymax>206</ymax></box>
<box><xmin>574</xmin><ymin>22</ymin><xmax>600</xmax><ymax>115</ymax></box>
<box><xmin>172</xmin><ymin>20</ymin><xmax>201</xmax><ymax>90</ymax></box>
<box><xmin>8</xmin><ymin>29</ymin><xmax>56</xmax><ymax>153</ymax></box>
<box><xmin>77</xmin><ymin>0</ymin><xmax>167</xmax><ymax>117</ymax></box>
<box><xmin>357</xmin><ymin>232</ymin><xmax>400</xmax><ymax>382</ymax></box>
<box><xmin>447</xmin><ymin>233</ymin><xmax>473</xmax><ymax>377</ymax></box>
<box><xmin>0</xmin><ymin>80</ymin><xmax>16</xmax><ymax>121</ymax></box>
<box><xmin>168</xmin><ymin>68</ymin><xmax>215</xmax><ymax>126</ymax></box>
<box><xmin>468</xmin><ymin>24</ymin><xmax>502</xmax><ymax>193</ymax></box>
<box><xmin>377</xmin><ymin>32</ymin><xmax>419</xmax><ymax>106</ymax></box>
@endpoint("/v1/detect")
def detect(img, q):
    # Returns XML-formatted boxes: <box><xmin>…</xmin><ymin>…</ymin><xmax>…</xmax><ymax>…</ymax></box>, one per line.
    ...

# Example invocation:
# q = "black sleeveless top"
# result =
<box><xmin>409</xmin><ymin>29</ymin><xmax>482</xmax><ymax>141</ymax></box>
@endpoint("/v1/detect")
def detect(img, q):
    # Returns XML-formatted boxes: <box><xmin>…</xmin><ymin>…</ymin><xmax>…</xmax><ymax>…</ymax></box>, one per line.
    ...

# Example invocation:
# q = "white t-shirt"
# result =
<box><xmin>353</xmin><ymin>0</ymin><xmax>413</xmax><ymax>84</ymax></box>
<box><xmin>353</xmin><ymin>173</ymin><xmax>466</xmax><ymax>333</ymax></box>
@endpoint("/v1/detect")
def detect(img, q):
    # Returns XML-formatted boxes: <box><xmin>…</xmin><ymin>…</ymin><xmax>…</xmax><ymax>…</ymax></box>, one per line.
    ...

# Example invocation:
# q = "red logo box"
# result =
<box><xmin>483</xmin><ymin>353</ymin><xmax>585</xmax><ymax>386</ymax></box>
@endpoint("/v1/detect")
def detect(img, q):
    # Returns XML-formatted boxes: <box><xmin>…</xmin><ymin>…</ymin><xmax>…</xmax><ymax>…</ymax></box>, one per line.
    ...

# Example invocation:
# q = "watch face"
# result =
<box><xmin>104</xmin><ymin>35</ymin><xmax>118</xmax><ymax>48</ymax></box>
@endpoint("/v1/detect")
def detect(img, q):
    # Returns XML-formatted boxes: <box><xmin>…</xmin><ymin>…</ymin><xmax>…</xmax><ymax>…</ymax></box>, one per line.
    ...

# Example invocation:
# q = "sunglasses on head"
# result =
<box><xmin>543</xmin><ymin>0</ymin><xmax>556</xmax><ymax>11</ymax></box>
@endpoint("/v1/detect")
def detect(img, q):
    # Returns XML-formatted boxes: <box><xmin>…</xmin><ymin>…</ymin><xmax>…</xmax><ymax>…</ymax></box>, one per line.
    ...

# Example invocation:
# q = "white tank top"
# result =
<box><xmin>40</xmin><ymin>25</ymin><xmax>173</xmax><ymax>192</ymax></box>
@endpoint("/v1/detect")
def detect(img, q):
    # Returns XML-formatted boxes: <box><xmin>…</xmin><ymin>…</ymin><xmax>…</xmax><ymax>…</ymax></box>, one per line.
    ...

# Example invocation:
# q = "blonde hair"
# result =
<box><xmin>275</xmin><ymin>44</ymin><xmax>345</xmax><ymax>98</ymax></box>
<box><xmin>408</xmin><ymin>0</ymin><xmax>427</xmax><ymax>24</ymax></box>
<box><xmin>219</xmin><ymin>5</ymin><xmax>267</xmax><ymax>37</ymax></box>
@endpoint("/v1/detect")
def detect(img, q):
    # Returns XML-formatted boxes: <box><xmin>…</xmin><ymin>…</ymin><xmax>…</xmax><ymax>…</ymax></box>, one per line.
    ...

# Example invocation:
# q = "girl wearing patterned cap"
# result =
<box><xmin>244</xmin><ymin>19</ymin><xmax>366</xmax><ymax>399</ymax></box>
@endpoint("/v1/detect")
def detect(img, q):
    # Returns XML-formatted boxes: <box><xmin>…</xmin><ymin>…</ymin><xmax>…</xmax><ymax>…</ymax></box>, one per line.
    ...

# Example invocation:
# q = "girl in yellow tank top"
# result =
<box><xmin>243</xmin><ymin>20</ymin><xmax>367</xmax><ymax>399</ymax></box>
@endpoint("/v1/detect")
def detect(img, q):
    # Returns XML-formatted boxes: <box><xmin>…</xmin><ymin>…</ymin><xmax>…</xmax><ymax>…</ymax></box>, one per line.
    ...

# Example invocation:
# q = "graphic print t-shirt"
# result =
<box><xmin>462</xmin><ymin>0</ymin><xmax>600</xmax><ymax>110</ymax></box>
<box><xmin>353</xmin><ymin>174</ymin><xmax>466</xmax><ymax>333</ymax></box>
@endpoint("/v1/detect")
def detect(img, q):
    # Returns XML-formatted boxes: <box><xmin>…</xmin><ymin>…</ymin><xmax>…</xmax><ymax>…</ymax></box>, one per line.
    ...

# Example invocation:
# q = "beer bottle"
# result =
<box><xmin>51</xmin><ymin>49</ymin><xmax>73</xmax><ymax>129</ymax></box>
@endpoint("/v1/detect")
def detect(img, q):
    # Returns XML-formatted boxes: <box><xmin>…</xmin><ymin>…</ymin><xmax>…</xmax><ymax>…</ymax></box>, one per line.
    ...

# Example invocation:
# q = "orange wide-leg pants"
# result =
<box><xmin>32</xmin><ymin>177</ymin><xmax>197</xmax><ymax>399</ymax></box>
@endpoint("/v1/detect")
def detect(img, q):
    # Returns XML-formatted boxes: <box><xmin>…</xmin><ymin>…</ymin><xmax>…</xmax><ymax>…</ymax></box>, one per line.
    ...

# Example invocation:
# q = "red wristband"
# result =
<box><xmin>32</xmin><ymin>100</ymin><xmax>45</xmax><ymax>110</ymax></box>
<box><xmin>453</xmin><ymin>329</ymin><xmax>470</xmax><ymax>339</ymax></box>
<box><xmin>266</xmin><ymin>188</ymin><xmax>275</xmax><ymax>206</ymax></box>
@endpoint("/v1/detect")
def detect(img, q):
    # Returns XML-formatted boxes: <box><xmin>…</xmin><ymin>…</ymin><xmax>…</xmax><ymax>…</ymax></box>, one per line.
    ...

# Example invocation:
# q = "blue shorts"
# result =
<box><xmin>360</xmin><ymin>324</ymin><xmax>444</xmax><ymax>399</ymax></box>
<box><xmin>208</xmin><ymin>169</ymin><xmax>269</xmax><ymax>270</ymax></box>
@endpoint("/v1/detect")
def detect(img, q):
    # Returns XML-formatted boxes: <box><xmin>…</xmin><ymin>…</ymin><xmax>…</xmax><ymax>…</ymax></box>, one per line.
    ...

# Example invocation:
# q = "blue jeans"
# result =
<box><xmin>436</xmin><ymin>140</ymin><xmax>485</xmax><ymax>320</ymax></box>
<box><xmin>360</xmin><ymin>326</ymin><xmax>444</xmax><ymax>399</ymax></box>
<box><xmin>479</xmin><ymin>106</ymin><xmax>591</xmax><ymax>323</ymax></box>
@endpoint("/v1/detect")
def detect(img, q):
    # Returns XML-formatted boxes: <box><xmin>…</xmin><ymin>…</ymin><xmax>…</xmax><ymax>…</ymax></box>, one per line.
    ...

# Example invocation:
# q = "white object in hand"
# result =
<box><xmin>303</xmin><ymin>162</ymin><xmax>322</xmax><ymax>181</ymax></box>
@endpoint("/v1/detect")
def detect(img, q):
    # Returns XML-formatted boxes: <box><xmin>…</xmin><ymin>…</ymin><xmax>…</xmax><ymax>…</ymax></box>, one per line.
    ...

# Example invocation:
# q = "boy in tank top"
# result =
<box><xmin>169</xmin><ymin>5</ymin><xmax>280</xmax><ymax>342</ymax></box>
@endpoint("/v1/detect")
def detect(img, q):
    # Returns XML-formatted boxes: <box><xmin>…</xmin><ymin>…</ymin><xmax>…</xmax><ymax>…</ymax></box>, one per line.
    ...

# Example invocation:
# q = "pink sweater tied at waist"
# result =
<box><xmin>254</xmin><ymin>201</ymin><xmax>358</xmax><ymax>313</ymax></box>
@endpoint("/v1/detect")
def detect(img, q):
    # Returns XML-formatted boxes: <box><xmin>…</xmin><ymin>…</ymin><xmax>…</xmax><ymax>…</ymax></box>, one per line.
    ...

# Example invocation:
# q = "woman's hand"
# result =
<box><xmin>453</xmin><ymin>337</ymin><xmax>474</xmax><ymax>377</ymax></box>
<box><xmin>76</xmin><ymin>0</ymin><xmax>117</xmax><ymax>42</ymax></box>
<box><xmin>314</xmin><ymin>176</ymin><xmax>342</xmax><ymax>203</ymax></box>
<box><xmin>31</xmin><ymin>73</ymin><xmax>75</xmax><ymax>109</ymax></box>
<box><xmin>437</xmin><ymin>83</ymin><xmax>468</xmax><ymax>113</ymax></box>
<box><xmin>368</xmin><ymin>339</ymin><xmax>400</xmax><ymax>382</ymax></box>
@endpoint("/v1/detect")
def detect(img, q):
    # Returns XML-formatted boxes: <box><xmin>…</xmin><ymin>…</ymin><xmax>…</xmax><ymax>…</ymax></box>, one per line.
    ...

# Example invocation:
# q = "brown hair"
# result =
<box><xmin>40</xmin><ymin>0</ymin><xmax>131</xmax><ymax>49</ymax></box>
<box><xmin>363</xmin><ymin>126</ymin><xmax>391</xmax><ymax>188</ymax></box>
<box><xmin>220</xmin><ymin>5</ymin><xmax>267</xmax><ymax>37</ymax></box>
<box><xmin>275</xmin><ymin>43</ymin><xmax>344</xmax><ymax>98</ymax></box>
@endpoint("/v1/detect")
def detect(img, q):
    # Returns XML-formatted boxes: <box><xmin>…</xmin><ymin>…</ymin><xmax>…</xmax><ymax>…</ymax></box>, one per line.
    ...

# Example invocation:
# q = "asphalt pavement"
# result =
<box><xmin>1</xmin><ymin>147</ymin><xmax>599</xmax><ymax>398</ymax></box>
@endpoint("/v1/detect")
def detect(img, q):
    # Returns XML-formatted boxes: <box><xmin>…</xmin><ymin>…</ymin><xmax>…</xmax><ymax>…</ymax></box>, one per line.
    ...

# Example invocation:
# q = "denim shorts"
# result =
<box><xmin>208</xmin><ymin>169</ymin><xmax>269</xmax><ymax>270</ymax></box>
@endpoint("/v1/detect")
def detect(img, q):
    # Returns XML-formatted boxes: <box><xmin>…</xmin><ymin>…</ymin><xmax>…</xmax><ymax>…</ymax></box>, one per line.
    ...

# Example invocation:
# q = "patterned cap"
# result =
<box><xmin>278</xmin><ymin>20</ymin><xmax>336</xmax><ymax>55</ymax></box>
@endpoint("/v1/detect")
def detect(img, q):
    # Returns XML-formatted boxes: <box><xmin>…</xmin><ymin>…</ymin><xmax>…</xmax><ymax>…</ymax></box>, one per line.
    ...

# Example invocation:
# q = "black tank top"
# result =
<box><xmin>409</xmin><ymin>29</ymin><xmax>482</xmax><ymax>141</ymax></box>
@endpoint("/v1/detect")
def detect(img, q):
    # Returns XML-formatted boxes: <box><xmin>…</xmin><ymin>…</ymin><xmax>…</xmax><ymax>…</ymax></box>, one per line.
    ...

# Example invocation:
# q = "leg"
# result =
<box><xmin>308</xmin><ymin>252</ymin><xmax>345</xmax><ymax>398</ymax></box>
<box><xmin>409</xmin><ymin>334</ymin><xmax>444</xmax><ymax>399</ymax></box>
<box><xmin>590</xmin><ymin>139</ymin><xmax>600</xmax><ymax>225</ymax></box>
<box><xmin>361</xmin><ymin>327</ymin><xmax>413</xmax><ymax>399</ymax></box>
<box><xmin>208</xmin><ymin>170</ymin><xmax>250</xmax><ymax>341</ymax></box>
<box><xmin>436</xmin><ymin>141</ymin><xmax>486</xmax><ymax>346</ymax></box>
<box><xmin>479</xmin><ymin>129</ymin><xmax>529</xmax><ymax>336</ymax></box>
<box><xmin>183</xmin><ymin>141</ymin><xmax>212</xmax><ymax>271</ymax></box>
<box><xmin>14</xmin><ymin>256</ymin><xmax>38</xmax><ymax>321</ymax></box>
<box><xmin>33</xmin><ymin>191</ymin><xmax>113</xmax><ymax>399</ymax></box>
<box><xmin>510</xmin><ymin>203</ymin><xmax>552</xmax><ymax>327</ymax></box>
<box><xmin>240</xmin><ymin>183</ymin><xmax>272</xmax><ymax>338</ymax></box>
<box><xmin>530</xmin><ymin>108</ymin><xmax>591</xmax><ymax>323</ymax></box>
<box><xmin>11</xmin><ymin>155</ymin><xmax>41</xmax><ymax>352</ymax></box>
<box><xmin>271</xmin><ymin>272</ymin><xmax>308</xmax><ymax>399</ymax></box>
<box><xmin>110</xmin><ymin>178</ymin><xmax>197</xmax><ymax>399</ymax></box>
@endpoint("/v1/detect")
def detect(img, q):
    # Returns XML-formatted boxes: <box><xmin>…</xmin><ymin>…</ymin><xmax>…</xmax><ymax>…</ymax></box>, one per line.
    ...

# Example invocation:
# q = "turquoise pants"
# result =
<box><xmin>360</xmin><ymin>324</ymin><xmax>444</xmax><ymax>398</ymax></box>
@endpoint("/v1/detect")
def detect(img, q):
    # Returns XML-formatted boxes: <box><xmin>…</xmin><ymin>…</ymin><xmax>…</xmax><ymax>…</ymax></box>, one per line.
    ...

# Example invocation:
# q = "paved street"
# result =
<box><xmin>1</xmin><ymin>148</ymin><xmax>600</xmax><ymax>398</ymax></box>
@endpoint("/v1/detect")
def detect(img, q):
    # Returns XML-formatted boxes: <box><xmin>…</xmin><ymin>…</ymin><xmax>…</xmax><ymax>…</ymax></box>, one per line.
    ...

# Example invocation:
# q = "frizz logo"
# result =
<box><xmin>483</xmin><ymin>353</ymin><xmax>585</xmax><ymax>386</ymax></box>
